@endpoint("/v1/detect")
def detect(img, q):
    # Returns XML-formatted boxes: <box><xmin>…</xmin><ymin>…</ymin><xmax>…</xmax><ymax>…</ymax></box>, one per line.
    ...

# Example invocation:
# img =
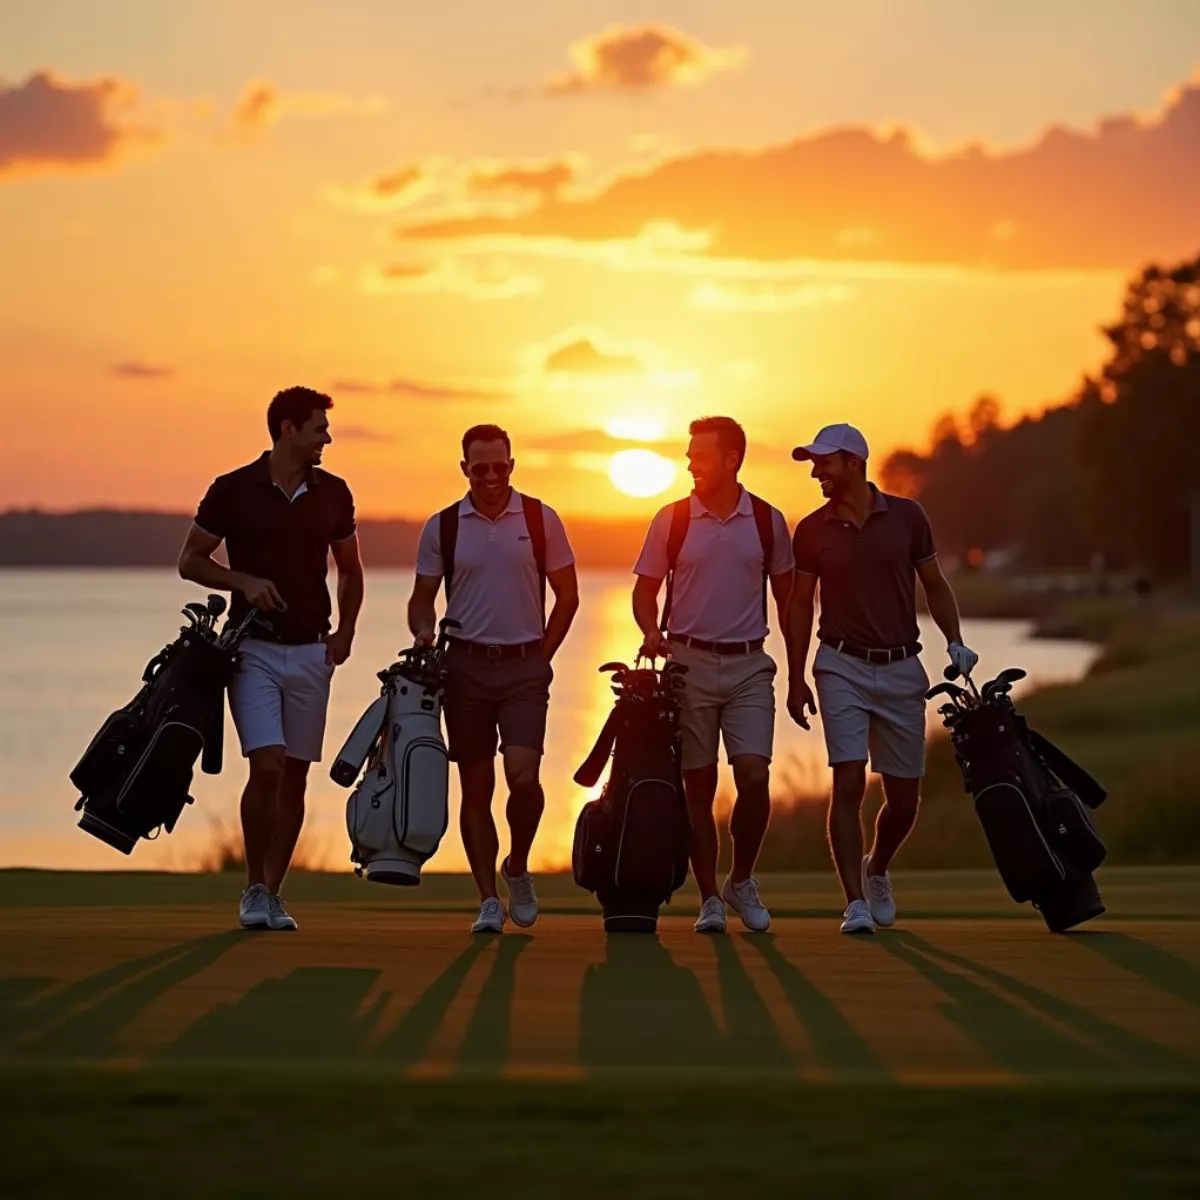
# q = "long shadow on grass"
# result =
<box><xmin>745</xmin><ymin>936</ymin><xmax>887</xmax><ymax>1079</ymax></box>
<box><xmin>13</xmin><ymin>933</ymin><xmax>241</xmax><ymax>1060</ymax></box>
<box><xmin>876</xmin><ymin>932</ymin><xmax>1191</xmax><ymax>1078</ymax></box>
<box><xmin>165</xmin><ymin>965</ymin><xmax>384</xmax><ymax>1063</ymax></box>
<box><xmin>456</xmin><ymin>935</ymin><xmax>533</xmax><ymax>1071</ymax></box>
<box><xmin>708</xmin><ymin>936</ymin><xmax>789</xmax><ymax>1070</ymax></box>
<box><xmin>1071</xmin><ymin>932</ymin><xmax>1200</xmax><ymax>1010</ymax></box>
<box><xmin>579</xmin><ymin>936</ymin><xmax>724</xmax><ymax>1071</ymax></box>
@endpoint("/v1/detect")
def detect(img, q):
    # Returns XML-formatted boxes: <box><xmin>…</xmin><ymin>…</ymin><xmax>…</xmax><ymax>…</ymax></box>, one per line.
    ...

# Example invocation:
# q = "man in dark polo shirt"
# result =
<box><xmin>178</xmin><ymin>386</ymin><xmax>363</xmax><ymax>933</ymax></box>
<box><xmin>785</xmin><ymin>424</ymin><xmax>977</xmax><ymax>934</ymax></box>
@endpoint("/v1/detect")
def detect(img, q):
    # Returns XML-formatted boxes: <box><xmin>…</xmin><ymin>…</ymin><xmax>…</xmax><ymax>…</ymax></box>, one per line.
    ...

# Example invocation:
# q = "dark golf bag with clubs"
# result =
<box><xmin>930</xmin><ymin>666</ymin><xmax>1109</xmax><ymax>932</ymax></box>
<box><xmin>572</xmin><ymin>657</ymin><xmax>691</xmax><ymax>932</ymax></box>
<box><xmin>71</xmin><ymin>596</ymin><xmax>265</xmax><ymax>855</ymax></box>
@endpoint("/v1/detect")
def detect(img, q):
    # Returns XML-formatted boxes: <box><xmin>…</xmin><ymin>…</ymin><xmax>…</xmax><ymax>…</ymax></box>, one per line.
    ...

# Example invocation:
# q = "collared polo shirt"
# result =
<box><xmin>634</xmin><ymin>488</ymin><xmax>794</xmax><ymax>642</ymax></box>
<box><xmin>792</xmin><ymin>484</ymin><xmax>936</xmax><ymax>649</ymax></box>
<box><xmin>415</xmin><ymin>489</ymin><xmax>575</xmax><ymax>644</ymax></box>
<box><xmin>194</xmin><ymin>452</ymin><xmax>356</xmax><ymax>643</ymax></box>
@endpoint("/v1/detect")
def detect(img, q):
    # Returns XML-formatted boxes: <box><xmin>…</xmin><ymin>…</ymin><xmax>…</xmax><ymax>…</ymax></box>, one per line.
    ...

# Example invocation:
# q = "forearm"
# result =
<box><xmin>541</xmin><ymin>592</ymin><xmax>579</xmax><ymax>660</ymax></box>
<box><xmin>924</xmin><ymin>578</ymin><xmax>963</xmax><ymax>646</ymax></box>
<box><xmin>334</xmin><ymin>566</ymin><xmax>364</xmax><ymax>635</ymax></box>
<box><xmin>179</xmin><ymin>552</ymin><xmax>246</xmax><ymax>595</ymax></box>
<box><xmin>407</xmin><ymin>593</ymin><xmax>437</xmax><ymax>639</ymax></box>
<box><xmin>785</xmin><ymin>595</ymin><xmax>815</xmax><ymax>678</ymax></box>
<box><xmin>632</xmin><ymin>588</ymin><xmax>661</xmax><ymax>640</ymax></box>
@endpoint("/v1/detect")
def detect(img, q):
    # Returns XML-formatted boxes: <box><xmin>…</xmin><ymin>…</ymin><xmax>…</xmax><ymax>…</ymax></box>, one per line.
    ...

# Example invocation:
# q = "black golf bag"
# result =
<box><xmin>572</xmin><ymin>658</ymin><xmax>691</xmax><ymax>932</ymax></box>
<box><xmin>71</xmin><ymin>598</ymin><xmax>265</xmax><ymax>855</ymax></box>
<box><xmin>932</xmin><ymin>668</ymin><xmax>1109</xmax><ymax>932</ymax></box>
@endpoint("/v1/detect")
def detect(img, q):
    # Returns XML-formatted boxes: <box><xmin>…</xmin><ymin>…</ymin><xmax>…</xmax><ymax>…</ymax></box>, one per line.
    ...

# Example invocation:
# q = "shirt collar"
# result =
<box><xmin>459</xmin><ymin>487</ymin><xmax>522</xmax><ymax>517</ymax></box>
<box><xmin>822</xmin><ymin>482</ymin><xmax>888</xmax><ymax>521</ymax></box>
<box><xmin>690</xmin><ymin>485</ymin><xmax>753</xmax><ymax>520</ymax></box>
<box><xmin>253</xmin><ymin>450</ymin><xmax>322</xmax><ymax>487</ymax></box>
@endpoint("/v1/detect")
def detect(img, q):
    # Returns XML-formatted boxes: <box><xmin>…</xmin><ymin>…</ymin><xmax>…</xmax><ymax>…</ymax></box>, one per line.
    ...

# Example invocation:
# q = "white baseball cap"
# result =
<box><xmin>791</xmin><ymin>423</ymin><xmax>869</xmax><ymax>462</ymax></box>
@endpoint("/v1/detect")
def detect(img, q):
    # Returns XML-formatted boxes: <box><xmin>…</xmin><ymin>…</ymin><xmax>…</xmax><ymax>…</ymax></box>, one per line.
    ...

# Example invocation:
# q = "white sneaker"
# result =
<box><xmin>722</xmin><ymin>876</ymin><xmax>771</xmax><ymax>933</ymax></box>
<box><xmin>863</xmin><ymin>856</ymin><xmax>896</xmax><ymax>927</ymax></box>
<box><xmin>238</xmin><ymin>883</ymin><xmax>271</xmax><ymax>930</ymax></box>
<box><xmin>471</xmin><ymin>897</ymin><xmax>506</xmax><ymax>934</ymax></box>
<box><xmin>840</xmin><ymin>898</ymin><xmax>877</xmax><ymax>935</ymax></box>
<box><xmin>501</xmin><ymin>857</ymin><xmax>538</xmax><ymax>928</ymax></box>
<box><xmin>267</xmin><ymin>893</ymin><xmax>298</xmax><ymax>931</ymax></box>
<box><xmin>694</xmin><ymin>896</ymin><xmax>727</xmax><ymax>933</ymax></box>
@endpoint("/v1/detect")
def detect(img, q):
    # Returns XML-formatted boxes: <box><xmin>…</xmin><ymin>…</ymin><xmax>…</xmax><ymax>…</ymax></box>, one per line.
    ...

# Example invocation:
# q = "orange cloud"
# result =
<box><xmin>331</xmin><ymin>378</ymin><xmax>512</xmax><ymax>402</ymax></box>
<box><xmin>690</xmin><ymin>280</ymin><xmax>854</xmax><ymax>312</ymax></box>
<box><xmin>543</xmin><ymin>337</ymin><xmax>641</xmax><ymax>375</ymax></box>
<box><xmin>111</xmin><ymin>360</ymin><xmax>174</xmax><ymax>380</ymax></box>
<box><xmin>227</xmin><ymin>80</ymin><xmax>386</xmax><ymax>138</ymax></box>
<box><xmin>324</xmin><ymin>162</ymin><xmax>435</xmax><ymax>212</ymax></box>
<box><xmin>545</xmin><ymin>24</ymin><xmax>746</xmax><ymax>96</ymax></box>
<box><xmin>401</xmin><ymin>74</ymin><xmax>1200</xmax><ymax>270</ymax></box>
<box><xmin>363</xmin><ymin>258</ymin><xmax>541</xmax><ymax>301</ymax></box>
<box><xmin>0</xmin><ymin>71</ymin><xmax>163</xmax><ymax>180</ymax></box>
<box><xmin>469</xmin><ymin>159</ymin><xmax>576</xmax><ymax>200</ymax></box>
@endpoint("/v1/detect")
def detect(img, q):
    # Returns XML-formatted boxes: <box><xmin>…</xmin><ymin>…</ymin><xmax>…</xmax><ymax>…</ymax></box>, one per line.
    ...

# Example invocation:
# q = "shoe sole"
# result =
<box><xmin>471</xmin><ymin>925</ymin><xmax>504</xmax><ymax>935</ymax></box>
<box><xmin>840</xmin><ymin>923</ymin><xmax>876</xmax><ymax>935</ymax></box>
<box><xmin>694</xmin><ymin>923</ymin><xmax>727</xmax><ymax>934</ymax></box>
<box><xmin>508</xmin><ymin>909</ymin><xmax>538</xmax><ymax>928</ymax></box>
<box><xmin>239</xmin><ymin>916</ymin><xmax>269</xmax><ymax>930</ymax></box>
<box><xmin>267</xmin><ymin>922</ymin><xmax>298</xmax><ymax>931</ymax></box>
<box><xmin>722</xmin><ymin>895</ymin><xmax>770</xmax><ymax>933</ymax></box>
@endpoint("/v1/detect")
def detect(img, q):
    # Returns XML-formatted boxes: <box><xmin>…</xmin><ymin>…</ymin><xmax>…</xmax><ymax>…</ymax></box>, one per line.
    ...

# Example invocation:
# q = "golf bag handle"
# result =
<box><xmin>1024</xmin><ymin>724</ymin><xmax>1107</xmax><ymax>808</ymax></box>
<box><xmin>574</xmin><ymin>709</ymin><xmax>620</xmax><ymax>788</ymax></box>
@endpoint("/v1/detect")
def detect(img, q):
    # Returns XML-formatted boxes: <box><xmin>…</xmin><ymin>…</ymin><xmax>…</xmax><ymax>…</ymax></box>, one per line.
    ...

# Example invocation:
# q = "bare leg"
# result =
<box><xmin>728</xmin><ymin>754</ymin><xmax>771</xmax><ymax>883</ymax></box>
<box><xmin>828</xmin><ymin>761</ymin><xmax>869</xmax><ymax>903</ymax></box>
<box><xmin>241</xmin><ymin>746</ymin><xmax>286</xmax><ymax>888</ymax></box>
<box><xmin>264</xmin><ymin>757</ymin><xmax>310</xmax><ymax>894</ymax></box>
<box><xmin>459</xmin><ymin>757</ymin><xmax>499</xmax><ymax>901</ymax></box>
<box><xmin>683</xmin><ymin>764</ymin><xmax>720</xmax><ymax>900</ymax></box>
<box><xmin>868</xmin><ymin>774</ymin><xmax>921</xmax><ymax>876</ymax></box>
<box><xmin>502</xmin><ymin>746</ymin><xmax>544</xmax><ymax>877</ymax></box>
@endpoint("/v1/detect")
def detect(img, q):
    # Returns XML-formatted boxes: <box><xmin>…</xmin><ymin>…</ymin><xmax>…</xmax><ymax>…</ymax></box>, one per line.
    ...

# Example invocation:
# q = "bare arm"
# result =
<box><xmin>784</xmin><ymin>571</ymin><xmax>819</xmax><ymax>728</ymax></box>
<box><xmin>916</xmin><ymin>556</ymin><xmax>964</xmax><ymax>648</ymax></box>
<box><xmin>632</xmin><ymin>574</ymin><xmax>665</xmax><ymax>657</ymax></box>
<box><xmin>324</xmin><ymin>535</ymin><xmax>365</xmax><ymax>664</ymax></box>
<box><xmin>407</xmin><ymin>573</ymin><xmax>441</xmax><ymax>645</ymax></box>
<box><xmin>177</xmin><ymin>524</ymin><xmax>283</xmax><ymax>611</ymax></box>
<box><xmin>542</xmin><ymin>564</ymin><xmax>580</xmax><ymax>662</ymax></box>
<box><xmin>769</xmin><ymin>569</ymin><xmax>794</xmax><ymax>656</ymax></box>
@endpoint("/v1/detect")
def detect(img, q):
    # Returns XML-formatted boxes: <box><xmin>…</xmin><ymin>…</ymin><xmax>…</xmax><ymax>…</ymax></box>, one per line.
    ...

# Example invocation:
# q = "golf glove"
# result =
<box><xmin>947</xmin><ymin>641</ymin><xmax>979</xmax><ymax>678</ymax></box>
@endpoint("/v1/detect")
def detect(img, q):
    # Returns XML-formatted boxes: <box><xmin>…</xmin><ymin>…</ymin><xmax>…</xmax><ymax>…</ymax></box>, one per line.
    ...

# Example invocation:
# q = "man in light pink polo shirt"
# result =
<box><xmin>633</xmin><ymin>416</ymin><xmax>795</xmax><ymax>933</ymax></box>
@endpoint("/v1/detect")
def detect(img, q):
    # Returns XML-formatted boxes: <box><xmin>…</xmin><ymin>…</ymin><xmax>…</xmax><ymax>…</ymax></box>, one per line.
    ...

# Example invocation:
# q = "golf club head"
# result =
<box><xmin>599</xmin><ymin>661</ymin><xmax>629</xmax><ymax>674</ymax></box>
<box><xmin>926</xmin><ymin>681</ymin><xmax>966</xmax><ymax>703</ymax></box>
<box><xmin>994</xmin><ymin>667</ymin><xmax>1026</xmax><ymax>686</ymax></box>
<box><xmin>206</xmin><ymin>594</ymin><xmax>227</xmax><ymax>618</ymax></box>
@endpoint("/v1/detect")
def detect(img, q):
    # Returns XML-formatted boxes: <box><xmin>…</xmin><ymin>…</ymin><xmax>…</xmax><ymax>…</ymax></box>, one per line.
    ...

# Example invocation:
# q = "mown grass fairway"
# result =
<box><xmin>2</xmin><ymin>868</ymin><xmax>1198</xmax><ymax>1195</ymax></box>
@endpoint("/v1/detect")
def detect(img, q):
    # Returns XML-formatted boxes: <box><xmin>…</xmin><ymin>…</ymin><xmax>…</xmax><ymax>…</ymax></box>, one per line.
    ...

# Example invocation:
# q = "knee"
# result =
<box><xmin>831</xmin><ymin>762</ymin><xmax>867</xmax><ymax>807</ymax></box>
<box><xmin>248</xmin><ymin>747</ymin><xmax>286</xmax><ymax>790</ymax></box>
<box><xmin>731</xmin><ymin>756</ymin><xmax>770</xmax><ymax>793</ymax></box>
<box><xmin>506</xmin><ymin>767</ymin><xmax>542</xmax><ymax>796</ymax></box>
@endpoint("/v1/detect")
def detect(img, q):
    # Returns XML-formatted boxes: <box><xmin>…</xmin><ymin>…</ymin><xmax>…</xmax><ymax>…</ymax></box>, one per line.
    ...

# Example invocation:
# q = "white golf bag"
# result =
<box><xmin>329</xmin><ymin>621</ymin><xmax>458</xmax><ymax>885</ymax></box>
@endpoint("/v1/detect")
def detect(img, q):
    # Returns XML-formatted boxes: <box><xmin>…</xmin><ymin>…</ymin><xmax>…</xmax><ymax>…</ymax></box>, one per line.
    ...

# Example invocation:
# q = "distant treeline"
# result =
<box><xmin>0</xmin><ymin>508</ymin><xmax>651</xmax><ymax>570</ymax></box>
<box><xmin>882</xmin><ymin>250</ymin><xmax>1200</xmax><ymax>578</ymax></box>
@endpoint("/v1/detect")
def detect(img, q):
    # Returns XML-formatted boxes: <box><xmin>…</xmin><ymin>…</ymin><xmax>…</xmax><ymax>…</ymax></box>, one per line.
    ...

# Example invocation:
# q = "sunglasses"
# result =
<box><xmin>467</xmin><ymin>461</ymin><xmax>512</xmax><ymax>480</ymax></box>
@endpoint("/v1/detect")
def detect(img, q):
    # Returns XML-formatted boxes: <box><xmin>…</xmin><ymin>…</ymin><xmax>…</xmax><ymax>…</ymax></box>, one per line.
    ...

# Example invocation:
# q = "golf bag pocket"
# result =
<box><xmin>974</xmin><ymin>782</ymin><xmax>1064</xmax><ymax>902</ymax></box>
<box><xmin>346</xmin><ymin>769</ymin><xmax>396</xmax><ymax>859</ymax></box>
<box><xmin>613</xmin><ymin>778</ymin><xmax>690</xmax><ymax>897</ymax></box>
<box><xmin>115</xmin><ymin>720</ymin><xmax>203</xmax><ymax>836</ymax></box>
<box><xmin>1043</xmin><ymin>788</ymin><xmax>1106</xmax><ymax>874</ymax></box>
<box><xmin>572</xmin><ymin>795</ymin><xmax>614</xmax><ymax>892</ymax></box>
<box><xmin>396</xmin><ymin>736</ymin><xmax>450</xmax><ymax>859</ymax></box>
<box><xmin>71</xmin><ymin>707</ymin><xmax>141</xmax><ymax>798</ymax></box>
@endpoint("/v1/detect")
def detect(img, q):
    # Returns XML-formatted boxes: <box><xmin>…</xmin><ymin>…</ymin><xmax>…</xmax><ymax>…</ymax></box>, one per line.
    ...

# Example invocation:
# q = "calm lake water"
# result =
<box><xmin>0</xmin><ymin>569</ymin><xmax>1099</xmax><ymax>873</ymax></box>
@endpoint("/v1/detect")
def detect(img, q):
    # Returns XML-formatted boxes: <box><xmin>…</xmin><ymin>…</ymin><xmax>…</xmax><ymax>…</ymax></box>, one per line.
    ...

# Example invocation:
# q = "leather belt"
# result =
<box><xmin>448</xmin><ymin>638</ymin><xmax>542</xmax><ymax>661</ymax></box>
<box><xmin>671</xmin><ymin>636</ymin><xmax>765</xmax><ymax>655</ymax></box>
<box><xmin>820</xmin><ymin>635</ymin><xmax>921</xmax><ymax>664</ymax></box>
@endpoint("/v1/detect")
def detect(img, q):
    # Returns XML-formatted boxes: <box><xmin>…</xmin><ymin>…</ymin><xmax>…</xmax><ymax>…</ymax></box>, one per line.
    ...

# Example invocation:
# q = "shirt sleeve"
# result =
<box><xmin>193</xmin><ymin>478</ymin><xmax>232</xmax><ymax>540</ymax></box>
<box><xmin>332</xmin><ymin>482</ymin><xmax>357</xmax><ymax>542</ymax></box>
<box><xmin>414</xmin><ymin>515</ymin><xmax>442</xmax><ymax>578</ymax></box>
<box><xmin>769</xmin><ymin>507</ymin><xmax>796</xmax><ymax>575</ymax></box>
<box><xmin>792</xmin><ymin>517</ymin><xmax>819</xmax><ymax>575</ymax></box>
<box><xmin>911</xmin><ymin>502</ymin><xmax>937</xmax><ymax>563</ymax></box>
<box><xmin>542</xmin><ymin>506</ymin><xmax>575</xmax><ymax>573</ymax></box>
<box><xmin>633</xmin><ymin>506</ymin><xmax>673</xmax><ymax>579</ymax></box>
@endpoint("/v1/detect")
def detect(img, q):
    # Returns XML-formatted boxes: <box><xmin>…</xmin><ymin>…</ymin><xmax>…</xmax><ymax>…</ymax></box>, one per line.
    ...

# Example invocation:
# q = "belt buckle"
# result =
<box><xmin>485</xmin><ymin>644</ymin><xmax>502</xmax><ymax>661</ymax></box>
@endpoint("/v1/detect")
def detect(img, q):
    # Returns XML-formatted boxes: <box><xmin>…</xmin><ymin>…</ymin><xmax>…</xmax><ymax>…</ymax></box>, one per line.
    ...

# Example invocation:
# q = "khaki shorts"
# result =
<box><xmin>669</xmin><ymin>642</ymin><xmax>776</xmax><ymax>770</ymax></box>
<box><xmin>229</xmin><ymin>638</ymin><xmax>334</xmax><ymax>763</ymax></box>
<box><xmin>812</xmin><ymin>644</ymin><xmax>928</xmax><ymax>778</ymax></box>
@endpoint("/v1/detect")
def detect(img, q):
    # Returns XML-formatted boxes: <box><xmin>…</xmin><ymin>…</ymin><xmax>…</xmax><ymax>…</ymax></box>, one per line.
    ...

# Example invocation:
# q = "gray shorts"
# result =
<box><xmin>442</xmin><ymin>645</ymin><xmax>552</xmax><ymax>763</ymax></box>
<box><xmin>669</xmin><ymin>642</ymin><xmax>777</xmax><ymax>770</ymax></box>
<box><xmin>812</xmin><ymin>644</ymin><xmax>928</xmax><ymax>778</ymax></box>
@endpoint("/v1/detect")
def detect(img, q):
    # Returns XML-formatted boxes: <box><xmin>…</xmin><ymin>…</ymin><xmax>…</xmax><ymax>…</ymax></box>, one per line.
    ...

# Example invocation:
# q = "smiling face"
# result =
<box><xmin>808</xmin><ymin>450</ymin><xmax>863</xmax><ymax>500</ymax></box>
<box><xmin>461</xmin><ymin>436</ymin><xmax>513</xmax><ymax>507</ymax></box>
<box><xmin>686</xmin><ymin>431</ymin><xmax>740</xmax><ymax>500</ymax></box>
<box><xmin>280</xmin><ymin>409</ymin><xmax>332</xmax><ymax>467</ymax></box>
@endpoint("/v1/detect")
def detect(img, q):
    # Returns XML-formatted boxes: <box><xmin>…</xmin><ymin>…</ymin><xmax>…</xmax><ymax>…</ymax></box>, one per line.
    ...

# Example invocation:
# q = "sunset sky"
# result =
<box><xmin>3</xmin><ymin>0</ymin><xmax>1199</xmax><ymax>519</ymax></box>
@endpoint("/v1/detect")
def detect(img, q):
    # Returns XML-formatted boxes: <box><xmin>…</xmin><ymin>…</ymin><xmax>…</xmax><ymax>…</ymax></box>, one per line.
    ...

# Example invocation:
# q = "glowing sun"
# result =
<box><xmin>609</xmin><ymin>448</ymin><xmax>676</xmax><ymax>498</ymax></box>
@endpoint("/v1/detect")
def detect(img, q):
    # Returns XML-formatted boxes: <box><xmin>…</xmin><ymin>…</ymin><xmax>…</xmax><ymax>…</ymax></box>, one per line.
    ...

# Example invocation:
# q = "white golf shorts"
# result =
<box><xmin>228</xmin><ymin>638</ymin><xmax>334</xmax><ymax>762</ymax></box>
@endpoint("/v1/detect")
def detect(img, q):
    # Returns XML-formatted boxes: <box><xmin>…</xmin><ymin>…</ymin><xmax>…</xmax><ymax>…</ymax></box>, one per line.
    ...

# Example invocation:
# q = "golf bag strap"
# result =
<box><xmin>439</xmin><ymin>503</ymin><xmax>459</xmax><ymax>601</ymax></box>
<box><xmin>1025</xmin><ymin>724</ymin><xmax>1108</xmax><ymax>809</ymax></box>
<box><xmin>661</xmin><ymin>498</ymin><xmax>692</xmax><ymax>632</ymax></box>
<box><xmin>749</xmin><ymin>493</ymin><xmax>774</xmax><ymax>621</ymax></box>
<box><xmin>200</xmin><ymin>686</ymin><xmax>224</xmax><ymax>776</ymax></box>
<box><xmin>573</xmin><ymin>708</ymin><xmax>621</xmax><ymax>788</ymax></box>
<box><xmin>521</xmin><ymin>493</ymin><xmax>548</xmax><ymax>630</ymax></box>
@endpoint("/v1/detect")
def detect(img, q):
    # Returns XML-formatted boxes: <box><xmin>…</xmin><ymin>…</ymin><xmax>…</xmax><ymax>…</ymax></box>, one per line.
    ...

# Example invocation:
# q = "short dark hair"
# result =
<box><xmin>268</xmin><ymin>387</ymin><xmax>333</xmax><ymax>442</ymax></box>
<box><xmin>689</xmin><ymin>415</ymin><xmax>746</xmax><ymax>470</ymax></box>
<box><xmin>462</xmin><ymin>424</ymin><xmax>511</xmax><ymax>459</ymax></box>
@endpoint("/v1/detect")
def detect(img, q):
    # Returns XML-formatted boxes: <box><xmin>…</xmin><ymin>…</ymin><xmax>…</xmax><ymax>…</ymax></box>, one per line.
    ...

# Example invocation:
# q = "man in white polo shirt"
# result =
<box><xmin>633</xmin><ymin>416</ymin><xmax>795</xmax><ymax>934</ymax></box>
<box><xmin>408</xmin><ymin>424</ymin><xmax>579</xmax><ymax>934</ymax></box>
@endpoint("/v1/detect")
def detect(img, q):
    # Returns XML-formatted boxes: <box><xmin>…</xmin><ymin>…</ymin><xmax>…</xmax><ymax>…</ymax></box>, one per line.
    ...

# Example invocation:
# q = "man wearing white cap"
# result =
<box><xmin>785</xmin><ymin>423</ymin><xmax>977</xmax><ymax>934</ymax></box>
